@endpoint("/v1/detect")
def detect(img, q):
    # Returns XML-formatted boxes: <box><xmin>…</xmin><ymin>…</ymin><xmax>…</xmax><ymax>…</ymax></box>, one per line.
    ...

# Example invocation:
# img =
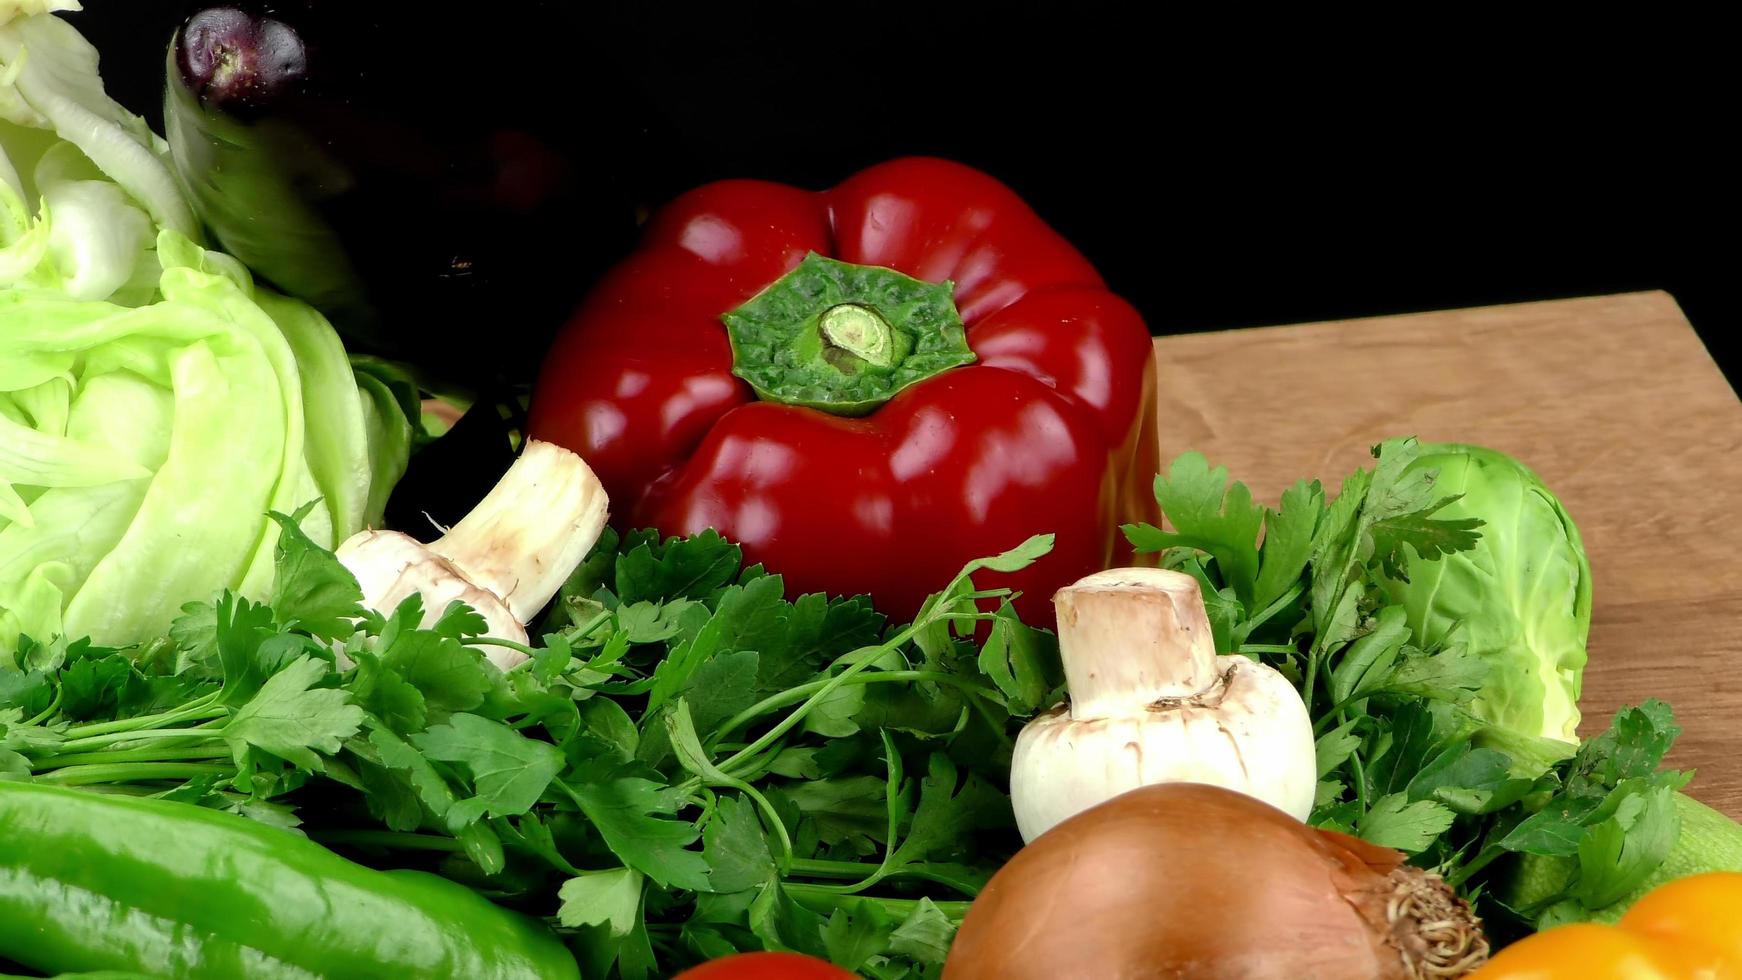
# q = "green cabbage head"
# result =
<box><xmin>1380</xmin><ymin>443</ymin><xmax>1592</xmax><ymax>748</ymax></box>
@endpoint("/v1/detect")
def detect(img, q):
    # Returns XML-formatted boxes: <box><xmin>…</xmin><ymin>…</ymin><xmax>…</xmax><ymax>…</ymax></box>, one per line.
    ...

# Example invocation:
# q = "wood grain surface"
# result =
<box><xmin>1153</xmin><ymin>291</ymin><xmax>1742</xmax><ymax>817</ymax></box>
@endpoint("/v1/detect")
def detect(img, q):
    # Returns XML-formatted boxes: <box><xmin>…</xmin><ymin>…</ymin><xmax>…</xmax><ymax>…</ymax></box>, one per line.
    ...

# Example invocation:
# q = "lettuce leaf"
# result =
<box><xmin>1</xmin><ymin>11</ymin><xmax>409</xmax><ymax>658</ymax></box>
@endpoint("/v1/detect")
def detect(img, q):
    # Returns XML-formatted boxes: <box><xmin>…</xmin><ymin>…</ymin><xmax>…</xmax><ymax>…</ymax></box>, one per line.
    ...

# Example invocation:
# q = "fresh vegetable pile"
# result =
<box><xmin>3</xmin><ymin>503</ymin><xmax>1056</xmax><ymax>977</ymax></box>
<box><xmin>5</xmin><ymin>6</ymin><xmax>1742</xmax><ymax>979</ymax></box>
<box><xmin>525</xmin><ymin>157</ymin><xmax>1162</xmax><ymax>625</ymax></box>
<box><xmin>1107</xmin><ymin>442</ymin><xmax>1721</xmax><ymax>931</ymax></box>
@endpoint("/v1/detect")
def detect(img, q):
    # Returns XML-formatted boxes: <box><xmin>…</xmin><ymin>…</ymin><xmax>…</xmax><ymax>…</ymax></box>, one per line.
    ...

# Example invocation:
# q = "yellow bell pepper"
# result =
<box><xmin>1472</xmin><ymin>873</ymin><xmax>1742</xmax><ymax>979</ymax></box>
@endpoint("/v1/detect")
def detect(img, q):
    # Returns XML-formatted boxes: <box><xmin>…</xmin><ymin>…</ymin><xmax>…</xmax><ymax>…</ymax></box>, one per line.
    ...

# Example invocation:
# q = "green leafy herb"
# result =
<box><xmin>412</xmin><ymin>713</ymin><xmax>565</xmax><ymax>817</ymax></box>
<box><xmin>224</xmin><ymin>655</ymin><xmax>363</xmax><ymax>770</ymax></box>
<box><xmin>1124</xmin><ymin>440</ymin><xmax>1689</xmax><ymax>938</ymax></box>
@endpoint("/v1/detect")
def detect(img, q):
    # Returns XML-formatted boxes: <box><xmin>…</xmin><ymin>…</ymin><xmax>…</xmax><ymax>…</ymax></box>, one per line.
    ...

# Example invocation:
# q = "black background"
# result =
<box><xmin>71</xmin><ymin>4</ymin><xmax>1733</xmax><ymax>386</ymax></box>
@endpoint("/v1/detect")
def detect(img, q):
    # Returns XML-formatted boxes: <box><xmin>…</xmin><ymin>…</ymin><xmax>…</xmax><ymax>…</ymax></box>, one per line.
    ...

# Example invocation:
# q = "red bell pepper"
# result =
<box><xmin>528</xmin><ymin>158</ymin><xmax>1159</xmax><ymax>622</ymax></box>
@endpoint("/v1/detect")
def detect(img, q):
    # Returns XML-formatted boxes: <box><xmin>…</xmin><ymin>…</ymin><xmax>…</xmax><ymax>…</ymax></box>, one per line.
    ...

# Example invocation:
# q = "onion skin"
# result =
<box><xmin>943</xmin><ymin>783</ymin><xmax>1488</xmax><ymax>980</ymax></box>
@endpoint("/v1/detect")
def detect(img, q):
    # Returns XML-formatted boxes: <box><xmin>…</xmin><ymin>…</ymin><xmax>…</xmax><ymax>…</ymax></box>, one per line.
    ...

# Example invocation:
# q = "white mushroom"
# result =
<box><xmin>1009</xmin><ymin>567</ymin><xmax>1316</xmax><ymax>842</ymax></box>
<box><xmin>336</xmin><ymin>439</ymin><xmax>608</xmax><ymax>669</ymax></box>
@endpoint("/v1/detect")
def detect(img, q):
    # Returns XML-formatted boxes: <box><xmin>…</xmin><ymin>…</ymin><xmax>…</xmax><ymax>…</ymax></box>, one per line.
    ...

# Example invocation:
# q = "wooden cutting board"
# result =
<box><xmin>1153</xmin><ymin>291</ymin><xmax>1742</xmax><ymax>818</ymax></box>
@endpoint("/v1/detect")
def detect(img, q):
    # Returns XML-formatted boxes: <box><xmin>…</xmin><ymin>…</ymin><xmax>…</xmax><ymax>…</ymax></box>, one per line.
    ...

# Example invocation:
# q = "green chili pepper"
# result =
<box><xmin>0</xmin><ymin>782</ymin><xmax>579</xmax><ymax>979</ymax></box>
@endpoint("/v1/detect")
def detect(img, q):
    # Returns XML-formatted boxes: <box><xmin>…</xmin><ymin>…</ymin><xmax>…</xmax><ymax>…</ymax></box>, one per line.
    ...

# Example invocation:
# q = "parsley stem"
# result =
<box><xmin>35</xmin><ymin>762</ymin><xmax>233</xmax><ymax>786</ymax></box>
<box><xmin>1232</xmin><ymin>579</ymin><xmax>1306</xmax><ymax>645</ymax></box>
<box><xmin>786</xmin><ymin>858</ymin><xmax>984</xmax><ymax>896</ymax></box>
<box><xmin>731</xmin><ymin>779</ymin><xmax>795</xmax><ymax>872</ymax></box>
<box><xmin>712</xmin><ymin>624</ymin><xmax>922</xmax><ymax>778</ymax></box>
<box><xmin>61</xmin><ymin>692</ymin><xmax>224</xmax><ymax>738</ymax></box>
<box><xmin>23</xmin><ymin>687</ymin><xmax>62</xmax><ymax>727</ymax></box>
<box><xmin>1313</xmin><ymin>695</ymin><xmax>1375</xmax><ymax>734</ymax></box>
<box><xmin>1445</xmin><ymin>844</ymin><xmax>1505</xmax><ymax>890</ymax></box>
<box><xmin>55</xmin><ymin>722</ymin><xmax>225</xmax><ymax>753</ymax></box>
<box><xmin>35</xmin><ymin>745</ymin><xmax>229</xmax><ymax>769</ymax></box>
<box><xmin>1349</xmin><ymin>746</ymin><xmax>1369</xmax><ymax>815</ymax></box>
<box><xmin>566</xmin><ymin>608</ymin><xmax>613</xmax><ymax>643</ymax></box>
<box><xmin>1301</xmin><ymin>651</ymin><xmax>1325</xmax><ymax>716</ymax></box>
<box><xmin>708</xmin><ymin>669</ymin><xmax>998</xmax><ymax>755</ymax></box>
<box><xmin>309</xmin><ymin>830</ymin><xmax>465</xmax><ymax>853</ymax></box>
<box><xmin>786</xmin><ymin>857</ymin><xmax>882</xmax><ymax>878</ymax></box>
<box><xmin>783</xmin><ymin>884</ymin><xmax>972</xmax><ymax>919</ymax></box>
<box><xmin>691</xmin><ymin>787</ymin><xmax>718</xmax><ymax>822</ymax></box>
<box><xmin>471</xmin><ymin>635</ymin><xmax>539</xmax><ymax>659</ymax></box>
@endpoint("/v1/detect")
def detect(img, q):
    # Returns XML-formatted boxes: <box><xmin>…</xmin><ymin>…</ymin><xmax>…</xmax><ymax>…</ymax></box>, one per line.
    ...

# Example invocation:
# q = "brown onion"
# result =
<box><xmin>943</xmin><ymin>783</ymin><xmax>1488</xmax><ymax>980</ymax></box>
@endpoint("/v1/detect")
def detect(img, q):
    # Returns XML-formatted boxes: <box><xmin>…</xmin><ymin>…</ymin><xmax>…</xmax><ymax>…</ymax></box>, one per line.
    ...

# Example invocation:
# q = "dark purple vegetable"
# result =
<box><xmin>177</xmin><ymin>7</ymin><xmax>307</xmax><ymax>114</ymax></box>
<box><xmin>163</xmin><ymin>2</ymin><xmax>646</xmax><ymax>386</ymax></box>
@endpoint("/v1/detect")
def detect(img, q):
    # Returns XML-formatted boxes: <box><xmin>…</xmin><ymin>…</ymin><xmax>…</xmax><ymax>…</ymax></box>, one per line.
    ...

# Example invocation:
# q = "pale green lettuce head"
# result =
<box><xmin>0</xmin><ymin>229</ymin><xmax>411</xmax><ymax>652</ymax></box>
<box><xmin>1</xmin><ymin>11</ymin><xmax>409</xmax><ymax>655</ymax></box>
<box><xmin>1381</xmin><ymin>443</ymin><xmax>1592</xmax><ymax>752</ymax></box>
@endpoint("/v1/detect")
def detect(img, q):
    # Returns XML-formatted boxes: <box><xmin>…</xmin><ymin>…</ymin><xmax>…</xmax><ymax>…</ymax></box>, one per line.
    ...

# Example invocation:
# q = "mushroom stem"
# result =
<box><xmin>336</xmin><ymin>439</ymin><xmax>608</xmax><ymax>668</ymax></box>
<box><xmin>1055</xmin><ymin>567</ymin><xmax>1221</xmax><ymax>719</ymax></box>
<box><xmin>424</xmin><ymin>439</ymin><xmax>608</xmax><ymax>624</ymax></box>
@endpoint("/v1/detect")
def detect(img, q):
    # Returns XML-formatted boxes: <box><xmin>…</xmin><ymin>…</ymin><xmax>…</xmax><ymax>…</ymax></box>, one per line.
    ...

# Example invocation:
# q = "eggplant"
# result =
<box><xmin>163</xmin><ymin>3</ymin><xmax>646</xmax><ymax>386</ymax></box>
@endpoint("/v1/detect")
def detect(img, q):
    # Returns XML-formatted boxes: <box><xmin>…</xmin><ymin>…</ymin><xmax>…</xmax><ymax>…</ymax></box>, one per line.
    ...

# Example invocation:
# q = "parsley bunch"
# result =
<box><xmin>2</xmin><ymin>514</ymin><xmax>1061</xmax><ymax>978</ymax></box>
<box><xmin>1121</xmin><ymin>437</ymin><xmax>1690</xmax><ymax>935</ymax></box>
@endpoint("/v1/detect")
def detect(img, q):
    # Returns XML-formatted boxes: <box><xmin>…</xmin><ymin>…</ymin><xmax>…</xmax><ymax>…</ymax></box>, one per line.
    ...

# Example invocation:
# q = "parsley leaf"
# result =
<box><xmin>267</xmin><ymin>505</ymin><xmax>364</xmax><ymax>641</ymax></box>
<box><xmin>347</xmin><ymin>651</ymin><xmax>427</xmax><ymax>734</ymax></box>
<box><xmin>167</xmin><ymin>599</ymin><xmax>220</xmax><ymax>674</ymax></box>
<box><xmin>1360</xmin><ymin>792</ymin><xmax>1456</xmax><ymax>852</ymax></box>
<box><xmin>615</xmin><ymin>599</ymin><xmax>702</xmax><ymax>644</ymax></box>
<box><xmin>211</xmin><ymin>592</ymin><xmax>288</xmax><ymax>706</ymax></box>
<box><xmin>748</xmin><ymin>883</ymin><xmax>831</xmax><ymax>960</ymax></box>
<box><xmin>377</xmin><ymin>628</ymin><xmax>490</xmax><ymax>720</ymax></box>
<box><xmin>558</xmin><ymin>868</ymin><xmax>644</xmax><ymax>936</ymax></box>
<box><xmin>1123</xmin><ymin>453</ymin><xmax>1263</xmax><ymax>605</ymax></box>
<box><xmin>1497</xmin><ymin>702</ymin><xmax>1690</xmax><ymax>861</ymax></box>
<box><xmin>224</xmin><ymin>655</ymin><xmax>363</xmax><ymax>770</ymax></box>
<box><xmin>769</xmin><ymin>776</ymin><xmax>888</xmax><ymax>854</ymax></box>
<box><xmin>429</xmin><ymin>600</ymin><xmax>489</xmax><ymax>640</ymax></box>
<box><xmin>701</xmin><ymin>794</ymin><xmax>778</xmax><ymax>894</ymax></box>
<box><xmin>644</xmin><ymin>613</ymin><xmax>727</xmax><ymax>717</ymax></box>
<box><xmin>822</xmin><ymin>901</ymin><xmax>894</xmax><ymax>973</ymax></box>
<box><xmin>959</xmin><ymin>533</ymin><xmax>1056</xmax><ymax>576</ymax></box>
<box><xmin>412</xmin><ymin>713</ymin><xmax>565</xmax><ymax>817</ymax></box>
<box><xmin>1407</xmin><ymin>746</ymin><xmax>1533</xmax><ymax>815</ymax></box>
<box><xmin>976</xmin><ymin>602</ymin><xmax>1060</xmax><ymax>714</ymax></box>
<box><xmin>615</xmin><ymin>529</ymin><xmax>742</xmax><ymax>604</ymax></box>
<box><xmin>563</xmin><ymin>763</ymin><xmax>711</xmax><ymax>891</ymax></box>
<box><xmin>1315</xmin><ymin>719</ymin><xmax>1362</xmax><ymax>779</ymax></box>
<box><xmin>1329</xmin><ymin>605</ymin><xmax>1412</xmax><ymax>705</ymax></box>
<box><xmin>757</xmin><ymin>593</ymin><xmax>886</xmax><ymax>695</ymax></box>
<box><xmin>888</xmin><ymin>754</ymin><xmax>1010</xmax><ymax>870</ymax></box>
<box><xmin>886</xmin><ymin>898</ymin><xmax>957</xmax><ymax>966</ymax></box>
<box><xmin>1251</xmin><ymin>479</ymin><xmax>1324</xmax><ymax>613</ymax></box>
<box><xmin>0</xmin><ymin>669</ymin><xmax>51</xmax><ymax>717</ymax></box>
<box><xmin>57</xmin><ymin>652</ymin><xmax>145</xmax><ymax>721</ymax></box>
<box><xmin>1572</xmin><ymin>781</ymin><xmax>1683</xmax><ymax>908</ymax></box>
<box><xmin>672</xmin><ymin>649</ymin><xmax>762</xmax><ymax>744</ymax></box>
<box><xmin>1569</xmin><ymin>700</ymin><xmax>1681</xmax><ymax>790</ymax></box>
